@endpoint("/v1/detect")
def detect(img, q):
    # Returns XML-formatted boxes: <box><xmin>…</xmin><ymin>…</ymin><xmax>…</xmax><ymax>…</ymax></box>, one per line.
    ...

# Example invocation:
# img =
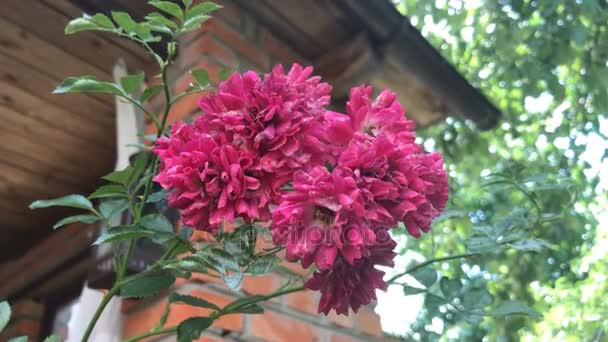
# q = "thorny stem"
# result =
<box><xmin>388</xmin><ymin>253</ymin><xmax>478</xmax><ymax>284</ymax></box>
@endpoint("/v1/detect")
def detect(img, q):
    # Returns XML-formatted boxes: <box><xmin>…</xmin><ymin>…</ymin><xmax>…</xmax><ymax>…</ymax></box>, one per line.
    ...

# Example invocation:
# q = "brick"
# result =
<box><xmin>198</xmin><ymin>18</ymin><xmax>269</xmax><ymax>69</ymax></box>
<box><xmin>285</xmin><ymin>289</ymin><xmax>318</xmax><ymax>315</ymax></box>
<box><xmin>331</xmin><ymin>335</ymin><xmax>357</xmax><ymax>342</ymax></box>
<box><xmin>123</xmin><ymin>289</ymin><xmax>243</xmax><ymax>340</ymax></box>
<box><xmin>280</xmin><ymin>260</ymin><xmax>310</xmax><ymax>276</ymax></box>
<box><xmin>167</xmin><ymin>290</ymin><xmax>243</xmax><ymax>332</ymax></box>
<box><xmin>182</xmin><ymin>34</ymin><xmax>239</xmax><ymax>68</ymax></box>
<box><xmin>248</xmin><ymin>310</ymin><xmax>319</xmax><ymax>342</ymax></box>
<box><xmin>327</xmin><ymin>310</ymin><xmax>354</xmax><ymax>329</ymax></box>
<box><xmin>354</xmin><ymin>308</ymin><xmax>383</xmax><ymax>338</ymax></box>
<box><xmin>241</xmin><ymin>274</ymin><xmax>280</xmax><ymax>296</ymax></box>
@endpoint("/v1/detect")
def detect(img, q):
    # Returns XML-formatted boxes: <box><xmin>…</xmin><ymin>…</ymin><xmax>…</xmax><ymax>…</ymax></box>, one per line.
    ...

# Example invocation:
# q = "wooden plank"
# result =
<box><xmin>1</xmin><ymin>0</ymin><xmax>153</xmax><ymax>76</ymax></box>
<box><xmin>269</xmin><ymin>0</ymin><xmax>352</xmax><ymax>51</ymax></box>
<box><xmin>27</xmin><ymin>255</ymin><xmax>93</xmax><ymax>299</ymax></box>
<box><xmin>0</xmin><ymin>134</ymin><xmax>108</xmax><ymax>184</ymax></box>
<box><xmin>0</xmin><ymin>16</ymin><xmax>110</xmax><ymax>82</ymax></box>
<box><xmin>0</xmin><ymin>81</ymin><xmax>115</xmax><ymax>148</ymax></box>
<box><xmin>233</xmin><ymin>0</ymin><xmax>325</xmax><ymax>59</ymax></box>
<box><xmin>0</xmin><ymin>44</ymin><xmax>112</xmax><ymax>116</ymax></box>
<box><xmin>0</xmin><ymin>146</ymin><xmax>83</xmax><ymax>188</ymax></box>
<box><xmin>0</xmin><ymin>154</ymin><xmax>93</xmax><ymax>198</ymax></box>
<box><xmin>0</xmin><ymin>127</ymin><xmax>112</xmax><ymax>183</ymax></box>
<box><xmin>45</xmin><ymin>0</ymin><xmax>157</xmax><ymax>70</ymax></box>
<box><xmin>1</xmin><ymin>96</ymin><xmax>114</xmax><ymax>162</ymax></box>
<box><xmin>0</xmin><ymin>222</ymin><xmax>96</xmax><ymax>298</ymax></box>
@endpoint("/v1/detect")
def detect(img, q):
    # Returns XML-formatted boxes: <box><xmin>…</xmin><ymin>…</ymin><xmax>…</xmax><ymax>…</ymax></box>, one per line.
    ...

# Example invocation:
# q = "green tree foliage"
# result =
<box><xmin>391</xmin><ymin>0</ymin><xmax>607</xmax><ymax>340</ymax></box>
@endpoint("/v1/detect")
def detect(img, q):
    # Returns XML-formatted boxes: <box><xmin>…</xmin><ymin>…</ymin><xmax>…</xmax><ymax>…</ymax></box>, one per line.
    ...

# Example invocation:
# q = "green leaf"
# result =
<box><xmin>490</xmin><ymin>300</ymin><xmax>542</xmax><ymax>318</ymax></box>
<box><xmin>103</xmin><ymin>169</ymin><xmax>132</xmax><ymax>186</ymax></box>
<box><xmin>89</xmin><ymin>184</ymin><xmax>127</xmax><ymax>199</ymax></box>
<box><xmin>43</xmin><ymin>335</ymin><xmax>61</xmax><ymax>342</ymax></box>
<box><xmin>149</xmin><ymin>1</ymin><xmax>184</xmax><ymax>20</ymax></box>
<box><xmin>462</xmin><ymin>289</ymin><xmax>493</xmax><ymax>309</ymax></box>
<box><xmin>121</xmin><ymin>271</ymin><xmax>176</xmax><ymax>298</ymax></box>
<box><xmin>205</xmin><ymin>248</ymin><xmax>240</xmax><ymax>272</ymax></box>
<box><xmin>439</xmin><ymin>277</ymin><xmax>462</xmax><ymax>299</ymax></box>
<box><xmin>53</xmin><ymin>214</ymin><xmax>100</xmax><ymax>229</ymax></box>
<box><xmin>222</xmin><ymin>272</ymin><xmax>243</xmax><ymax>290</ymax></box>
<box><xmin>112</xmin><ymin>11</ymin><xmax>137</xmax><ymax>34</ymax></box>
<box><xmin>146</xmin><ymin>189</ymin><xmax>167</xmax><ymax>203</ymax></box>
<box><xmin>120</xmin><ymin>72</ymin><xmax>145</xmax><ymax>95</ymax></box>
<box><xmin>54</xmin><ymin>76</ymin><xmax>124</xmax><ymax>96</ymax></box>
<box><xmin>425</xmin><ymin>293</ymin><xmax>447</xmax><ymax>310</ymax></box>
<box><xmin>99</xmin><ymin>198</ymin><xmax>130</xmax><ymax>219</ymax></box>
<box><xmin>0</xmin><ymin>301</ymin><xmax>10</xmax><ymax>332</ymax></box>
<box><xmin>508</xmin><ymin>239</ymin><xmax>551</xmax><ymax>252</ymax></box>
<box><xmin>141</xmin><ymin>214</ymin><xmax>174</xmax><ymax>233</ymax></box>
<box><xmin>30</xmin><ymin>194</ymin><xmax>93</xmax><ymax>211</ymax></box>
<box><xmin>145</xmin><ymin>13</ymin><xmax>178</xmax><ymax>29</ymax></box>
<box><xmin>177</xmin><ymin>317</ymin><xmax>213</xmax><ymax>342</ymax></box>
<box><xmin>8</xmin><ymin>337</ymin><xmax>27</xmax><ymax>342</ymax></box>
<box><xmin>140</xmin><ymin>84</ymin><xmax>164</xmax><ymax>103</ymax></box>
<box><xmin>169</xmin><ymin>293</ymin><xmax>220</xmax><ymax>310</ymax></box>
<box><xmin>65</xmin><ymin>17</ymin><xmax>102</xmax><ymax>34</ymax></box>
<box><xmin>223</xmin><ymin>225</ymin><xmax>254</xmax><ymax>266</ymax></box>
<box><xmin>222</xmin><ymin>295</ymin><xmax>264</xmax><ymax>313</ymax></box>
<box><xmin>188</xmin><ymin>2</ymin><xmax>222</xmax><ymax>18</ymax></box>
<box><xmin>182</xmin><ymin>0</ymin><xmax>193</xmax><ymax>8</ymax></box>
<box><xmin>402</xmin><ymin>285</ymin><xmax>426</xmax><ymax>296</ymax></box>
<box><xmin>246</xmin><ymin>255</ymin><xmax>280</xmax><ymax>275</ymax></box>
<box><xmin>218</xmin><ymin>68</ymin><xmax>232</xmax><ymax>81</ymax></box>
<box><xmin>191</xmin><ymin>69</ymin><xmax>209</xmax><ymax>87</ymax></box>
<box><xmin>234</xmin><ymin>304</ymin><xmax>264</xmax><ymax>314</ymax></box>
<box><xmin>163</xmin><ymin>257</ymin><xmax>207</xmax><ymax>273</ymax></box>
<box><xmin>90</xmin><ymin>14</ymin><xmax>115</xmax><ymax>30</ymax></box>
<box><xmin>181</xmin><ymin>14</ymin><xmax>210</xmax><ymax>32</ymax></box>
<box><xmin>466</xmin><ymin>236</ymin><xmax>499</xmax><ymax>253</ymax></box>
<box><xmin>410</xmin><ymin>267</ymin><xmax>438</xmax><ymax>288</ymax></box>
<box><xmin>93</xmin><ymin>226</ymin><xmax>154</xmax><ymax>245</ymax></box>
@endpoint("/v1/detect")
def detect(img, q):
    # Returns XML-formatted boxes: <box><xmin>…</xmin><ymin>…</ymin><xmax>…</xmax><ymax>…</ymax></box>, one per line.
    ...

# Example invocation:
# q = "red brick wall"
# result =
<box><xmin>134</xmin><ymin>1</ymin><xmax>388</xmax><ymax>340</ymax></box>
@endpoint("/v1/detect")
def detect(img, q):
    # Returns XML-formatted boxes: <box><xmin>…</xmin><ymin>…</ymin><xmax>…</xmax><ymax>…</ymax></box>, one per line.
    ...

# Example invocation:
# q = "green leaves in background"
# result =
<box><xmin>410</xmin><ymin>267</ymin><xmax>438</xmax><ymax>288</ymax></box>
<box><xmin>491</xmin><ymin>300</ymin><xmax>542</xmax><ymax>319</ymax></box>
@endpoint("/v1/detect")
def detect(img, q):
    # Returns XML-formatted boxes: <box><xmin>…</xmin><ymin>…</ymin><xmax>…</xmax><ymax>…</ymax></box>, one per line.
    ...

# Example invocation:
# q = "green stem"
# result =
<box><xmin>80</xmin><ymin>285</ymin><xmax>121</xmax><ymax>342</ymax></box>
<box><xmin>117</xmin><ymin>240</ymin><xmax>135</xmax><ymax>282</ymax></box>
<box><xmin>122</xmin><ymin>326</ymin><xmax>178</xmax><ymax>342</ymax></box>
<box><xmin>388</xmin><ymin>253</ymin><xmax>477</xmax><ymax>284</ymax></box>
<box><xmin>84</xmin><ymin>39</ymin><xmax>177</xmax><ymax>342</ymax></box>
<box><xmin>121</xmin><ymin>286</ymin><xmax>306</xmax><ymax>342</ymax></box>
<box><xmin>119</xmin><ymin>95</ymin><xmax>161</xmax><ymax>130</ymax></box>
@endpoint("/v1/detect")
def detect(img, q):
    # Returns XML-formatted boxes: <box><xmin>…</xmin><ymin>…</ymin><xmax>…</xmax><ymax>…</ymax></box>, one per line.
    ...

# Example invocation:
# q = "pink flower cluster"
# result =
<box><xmin>153</xmin><ymin>64</ymin><xmax>448</xmax><ymax>315</ymax></box>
